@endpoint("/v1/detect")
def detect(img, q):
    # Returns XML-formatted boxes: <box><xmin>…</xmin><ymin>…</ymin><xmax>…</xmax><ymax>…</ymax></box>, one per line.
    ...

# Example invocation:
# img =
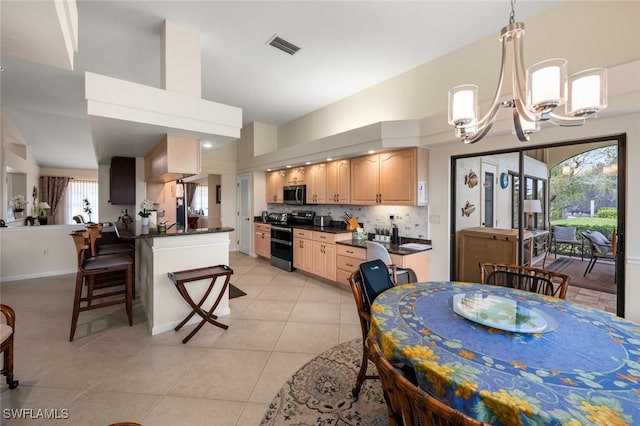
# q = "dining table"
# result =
<box><xmin>369</xmin><ymin>281</ymin><xmax>640</xmax><ymax>426</ymax></box>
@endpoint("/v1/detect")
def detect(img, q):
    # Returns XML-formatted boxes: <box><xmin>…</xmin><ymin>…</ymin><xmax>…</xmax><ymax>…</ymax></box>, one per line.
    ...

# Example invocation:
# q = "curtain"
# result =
<box><xmin>185</xmin><ymin>182</ymin><xmax>199</xmax><ymax>209</ymax></box>
<box><xmin>39</xmin><ymin>176</ymin><xmax>71</xmax><ymax>224</ymax></box>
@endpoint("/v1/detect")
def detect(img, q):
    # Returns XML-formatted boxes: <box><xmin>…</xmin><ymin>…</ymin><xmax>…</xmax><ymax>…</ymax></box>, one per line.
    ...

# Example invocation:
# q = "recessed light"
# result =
<box><xmin>286</xmin><ymin>165</ymin><xmax>292</xmax><ymax>168</ymax></box>
<box><xmin>305</xmin><ymin>162</ymin><xmax>311</xmax><ymax>165</ymax></box>
<box><xmin>368</xmin><ymin>150</ymin><xmax>375</xmax><ymax>154</ymax></box>
<box><xmin>201</xmin><ymin>142</ymin><xmax>213</xmax><ymax>148</ymax></box>
<box><xmin>267</xmin><ymin>168</ymin><xmax>272</xmax><ymax>171</ymax></box>
<box><xmin>326</xmin><ymin>158</ymin><xmax>333</xmax><ymax>162</ymax></box>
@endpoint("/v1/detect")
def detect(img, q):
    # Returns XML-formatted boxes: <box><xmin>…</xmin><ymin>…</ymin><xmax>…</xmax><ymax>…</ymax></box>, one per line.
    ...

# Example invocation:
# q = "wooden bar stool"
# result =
<box><xmin>86</xmin><ymin>224</ymin><xmax>136</xmax><ymax>299</ymax></box>
<box><xmin>69</xmin><ymin>230</ymin><xmax>134</xmax><ymax>341</ymax></box>
<box><xmin>168</xmin><ymin>265</ymin><xmax>233</xmax><ymax>344</ymax></box>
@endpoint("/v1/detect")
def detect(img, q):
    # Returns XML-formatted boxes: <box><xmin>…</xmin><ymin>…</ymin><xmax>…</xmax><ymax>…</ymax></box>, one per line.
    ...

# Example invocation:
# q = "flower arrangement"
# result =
<box><xmin>138</xmin><ymin>199</ymin><xmax>155</xmax><ymax>218</ymax></box>
<box><xmin>83</xmin><ymin>198</ymin><xmax>93</xmax><ymax>222</ymax></box>
<box><xmin>9</xmin><ymin>195</ymin><xmax>27</xmax><ymax>211</ymax></box>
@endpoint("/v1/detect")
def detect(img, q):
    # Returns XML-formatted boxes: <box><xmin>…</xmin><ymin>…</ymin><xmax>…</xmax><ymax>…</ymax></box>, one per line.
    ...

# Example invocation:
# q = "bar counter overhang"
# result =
<box><xmin>115</xmin><ymin>222</ymin><xmax>235</xmax><ymax>335</ymax></box>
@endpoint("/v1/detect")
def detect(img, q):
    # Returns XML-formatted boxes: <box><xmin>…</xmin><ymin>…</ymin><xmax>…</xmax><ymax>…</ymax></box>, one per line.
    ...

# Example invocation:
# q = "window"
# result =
<box><xmin>190</xmin><ymin>185</ymin><xmax>209</xmax><ymax>216</ymax></box>
<box><xmin>64</xmin><ymin>180</ymin><xmax>99</xmax><ymax>223</ymax></box>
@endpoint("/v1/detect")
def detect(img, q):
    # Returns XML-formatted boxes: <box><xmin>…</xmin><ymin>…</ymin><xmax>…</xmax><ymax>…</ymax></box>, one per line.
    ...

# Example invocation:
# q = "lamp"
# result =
<box><xmin>448</xmin><ymin>1</ymin><xmax>607</xmax><ymax>144</ymax></box>
<box><xmin>36</xmin><ymin>202</ymin><xmax>51</xmax><ymax>225</ymax></box>
<box><xmin>523</xmin><ymin>199</ymin><xmax>542</xmax><ymax>230</ymax></box>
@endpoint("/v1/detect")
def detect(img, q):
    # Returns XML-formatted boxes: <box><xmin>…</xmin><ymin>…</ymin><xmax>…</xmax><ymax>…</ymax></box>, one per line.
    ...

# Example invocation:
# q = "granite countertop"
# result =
<box><xmin>114</xmin><ymin>221</ymin><xmax>234</xmax><ymax>239</ymax></box>
<box><xmin>292</xmin><ymin>224</ymin><xmax>353</xmax><ymax>234</ymax></box>
<box><xmin>336</xmin><ymin>238</ymin><xmax>432</xmax><ymax>255</ymax></box>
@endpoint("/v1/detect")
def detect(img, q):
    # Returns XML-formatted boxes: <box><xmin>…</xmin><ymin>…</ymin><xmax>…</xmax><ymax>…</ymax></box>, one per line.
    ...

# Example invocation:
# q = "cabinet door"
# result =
<box><xmin>326</xmin><ymin>160</ymin><xmax>350</xmax><ymax>204</ymax></box>
<box><xmin>306</xmin><ymin>164</ymin><xmax>327</xmax><ymax>204</ymax></box>
<box><xmin>311</xmin><ymin>241</ymin><xmax>336</xmax><ymax>280</ymax></box>
<box><xmin>294</xmin><ymin>238</ymin><xmax>313</xmax><ymax>272</ymax></box>
<box><xmin>109</xmin><ymin>157</ymin><xmax>136</xmax><ymax>205</ymax></box>
<box><xmin>267</xmin><ymin>171</ymin><xmax>285</xmax><ymax>203</ymax></box>
<box><xmin>380</xmin><ymin>149</ymin><xmax>416</xmax><ymax>205</ymax></box>
<box><xmin>350</xmin><ymin>155</ymin><xmax>379</xmax><ymax>205</ymax></box>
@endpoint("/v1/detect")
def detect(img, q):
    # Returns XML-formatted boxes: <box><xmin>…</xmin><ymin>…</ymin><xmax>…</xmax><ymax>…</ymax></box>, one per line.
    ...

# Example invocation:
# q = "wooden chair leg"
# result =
<box><xmin>3</xmin><ymin>339</ymin><xmax>18</xmax><ymax>389</ymax></box>
<box><xmin>126</xmin><ymin>265</ymin><xmax>133</xmax><ymax>326</ymax></box>
<box><xmin>69</xmin><ymin>272</ymin><xmax>85</xmax><ymax>341</ymax></box>
<box><xmin>353</xmin><ymin>340</ymin><xmax>371</xmax><ymax>397</ymax></box>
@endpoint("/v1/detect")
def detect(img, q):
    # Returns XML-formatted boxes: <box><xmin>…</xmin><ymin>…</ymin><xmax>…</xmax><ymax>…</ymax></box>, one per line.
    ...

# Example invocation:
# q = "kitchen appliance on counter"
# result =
<box><xmin>283</xmin><ymin>185</ymin><xmax>307</xmax><ymax>205</ymax></box>
<box><xmin>267</xmin><ymin>210</ymin><xmax>314</xmax><ymax>271</ymax></box>
<box><xmin>313</xmin><ymin>215</ymin><xmax>332</xmax><ymax>227</ymax></box>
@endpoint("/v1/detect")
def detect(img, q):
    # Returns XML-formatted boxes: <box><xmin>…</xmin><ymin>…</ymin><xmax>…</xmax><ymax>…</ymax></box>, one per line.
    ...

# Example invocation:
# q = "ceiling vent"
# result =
<box><xmin>267</xmin><ymin>35</ymin><xmax>301</xmax><ymax>55</ymax></box>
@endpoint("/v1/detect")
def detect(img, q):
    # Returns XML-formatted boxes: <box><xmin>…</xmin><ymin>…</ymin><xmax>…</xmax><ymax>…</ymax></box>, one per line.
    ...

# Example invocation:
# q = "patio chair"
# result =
<box><xmin>582</xmin><ymin>230</ymin><xmax>616</xmax><ymax>277</ymax></box>
<box><xmin>547</xmin><ymin>226</ymin><xmax>583</xmax><ymax>261</ymax></box>
<box><xmin>347</xmin><ymin>260</ymin><xmax>398</xmax><ymax>398</ymax></box>
<box><xmin>479</xmin><ymin>262</ymin><xmax>570</xmax><ymax>299</ymax></box>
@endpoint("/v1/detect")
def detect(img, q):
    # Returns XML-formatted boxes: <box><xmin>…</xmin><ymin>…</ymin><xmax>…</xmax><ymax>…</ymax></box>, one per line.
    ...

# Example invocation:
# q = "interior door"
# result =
<box><xmin>237</xmin><ymin>173</ymin><xmax>251</xmax><ymax>255</ymax></box>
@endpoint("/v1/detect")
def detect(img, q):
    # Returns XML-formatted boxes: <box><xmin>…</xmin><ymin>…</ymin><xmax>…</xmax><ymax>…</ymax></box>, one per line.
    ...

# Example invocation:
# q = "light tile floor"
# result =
<box><xmin>0</xmin><ymin>252</ymin><xmax>616</xmax><ymax>425</ymax></box>
<box><xmin>0</xmin><ymin>252</ymin><xmax>361</xmax><ymax>425</ymax></box>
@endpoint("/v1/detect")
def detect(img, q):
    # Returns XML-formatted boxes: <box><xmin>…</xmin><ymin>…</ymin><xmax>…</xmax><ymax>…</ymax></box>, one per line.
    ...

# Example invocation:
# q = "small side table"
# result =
<box><xmin>167</xmin><ymin>265</ymin><xmax>233</xmax><ymax>343</ymax></box>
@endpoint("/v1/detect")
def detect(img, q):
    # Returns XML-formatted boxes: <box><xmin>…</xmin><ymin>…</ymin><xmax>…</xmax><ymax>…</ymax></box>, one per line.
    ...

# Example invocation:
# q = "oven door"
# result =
<box><xmin>270</xmin><ymin>226</ymin><xmax>293</xmax><ymax>261</ymax></box>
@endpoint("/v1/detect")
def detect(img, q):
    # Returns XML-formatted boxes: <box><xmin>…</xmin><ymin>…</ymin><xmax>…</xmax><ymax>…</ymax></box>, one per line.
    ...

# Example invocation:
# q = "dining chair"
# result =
<box><xmin>73</xmin><ymin>215</ymin><xmax>85</xmax><ymax>224</ymax></box>
<box><xmin>0</xmin><ymin>304</ymin><xmax>19</xmax><ymax>389</ymax></box>
<box><xmin>581</xmin><ymin>230</ymin><xmax>616</xmax><ymax>278</ymax></box>
<box><xmin>479</xmin><ymin>262</ymin><xmax>570</xmax><ymax>299</ymax></box>
<box><xmin>347</xmin><ymin>260</ymin><xmax>398</xmax><ymax>398</ymax></box>
<box><xmin>69</xmin><ymin>229</ymin><xmax>134</xmax><ymax>341</ymax></box>
<box><xmin>367</xmin><ymin>335</ymin><xmax>488</xmax><ymax>426</ymax></box>
<box><xmin>366</xmin><ymin>241</ymin><xmax>416</xmax><ymax>284</ymax></box>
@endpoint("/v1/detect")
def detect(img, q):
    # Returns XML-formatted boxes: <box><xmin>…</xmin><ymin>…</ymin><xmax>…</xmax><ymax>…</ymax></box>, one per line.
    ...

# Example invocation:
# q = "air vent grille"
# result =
<box><xmin>267</xmin><ymin>35</ymin><xmax>301</xmax><ymax>55</ymax></box>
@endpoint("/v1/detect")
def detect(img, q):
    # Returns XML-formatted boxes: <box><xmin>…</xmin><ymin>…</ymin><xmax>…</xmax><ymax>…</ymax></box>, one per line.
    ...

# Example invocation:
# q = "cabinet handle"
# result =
<box><xmin>320</xmin><ymin>236</ymin><xmax>326</xmax><ymax>239</ymax></box>
<box><xmin>346</xmin><ymin>263</ymin><xmax>353</xmax><ymax>267</ymax></box>
<box><xmin>346</xmin><ymin>250</ymin><xmax>354</xmax><ymax>254</ymax></box>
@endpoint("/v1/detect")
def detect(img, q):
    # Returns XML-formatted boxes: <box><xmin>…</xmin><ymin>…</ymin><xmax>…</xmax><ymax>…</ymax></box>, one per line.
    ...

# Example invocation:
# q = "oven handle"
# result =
<box><xmin>271</xmin><ymin>226</ymin><xmax>292</xmax><ymax>232</ymax></box>
<box><xmin>271</xmin><ymin>238</ymin><xmax>292</xmax><ymax>246</ymax></box>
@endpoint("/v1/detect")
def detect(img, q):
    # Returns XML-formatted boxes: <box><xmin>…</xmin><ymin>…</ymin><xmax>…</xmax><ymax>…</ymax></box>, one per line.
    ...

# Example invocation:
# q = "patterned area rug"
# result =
<box><xmin>261</xmin><ymin>339</ymin><xmax>389</xmax><ymax>425</ymax></box>
<box><xmin>544</xmin><ymin>257</ymin><xmax>617</xmax><ymax>294</ymax></box>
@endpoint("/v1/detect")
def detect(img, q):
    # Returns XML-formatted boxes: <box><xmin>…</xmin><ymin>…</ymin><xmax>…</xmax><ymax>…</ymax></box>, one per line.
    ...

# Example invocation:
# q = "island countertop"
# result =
<box><xmin>113</xmin><ymin>221</ymin><xmax>234</xmax><ymax>239</ymax></box>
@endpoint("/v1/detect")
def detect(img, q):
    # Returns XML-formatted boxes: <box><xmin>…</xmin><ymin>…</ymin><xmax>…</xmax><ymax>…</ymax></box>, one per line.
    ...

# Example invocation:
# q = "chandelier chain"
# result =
<box><xmin>509</xmin><ymin>0</ymin><xmax>516</xmax><ymax>25</ymax></box>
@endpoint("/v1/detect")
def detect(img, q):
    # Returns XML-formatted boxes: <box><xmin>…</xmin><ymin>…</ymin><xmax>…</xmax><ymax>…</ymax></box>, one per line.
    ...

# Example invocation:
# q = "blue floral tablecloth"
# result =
<box><xmin>370</xmin><ymin>281</ymin><xmax>640</xmax><ymax>426</ymax></box>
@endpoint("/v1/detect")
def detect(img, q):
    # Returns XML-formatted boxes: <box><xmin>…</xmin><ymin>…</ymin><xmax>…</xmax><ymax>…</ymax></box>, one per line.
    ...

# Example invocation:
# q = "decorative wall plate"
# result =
<box><xmin>500</xmin><ymin>172</ymin><xmax>509</xmax><ymax>189</ymax></box>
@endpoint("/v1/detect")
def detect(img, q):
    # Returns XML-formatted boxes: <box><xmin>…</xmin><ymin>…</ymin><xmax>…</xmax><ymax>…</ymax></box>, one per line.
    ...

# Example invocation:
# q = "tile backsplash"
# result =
<box><xmin>267</xmin><ymin>204</ymin><xmax>429</xmax><ymax>239</ymax></box>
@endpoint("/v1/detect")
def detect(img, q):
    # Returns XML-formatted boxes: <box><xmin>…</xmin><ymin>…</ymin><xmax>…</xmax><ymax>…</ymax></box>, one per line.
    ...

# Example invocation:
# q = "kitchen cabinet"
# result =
<box><xmin>351</xmin><ymin>148</ymin><xmax>428</xmax><ymax>206</ymax></box>
<box><xmin>457</xmin><ymin>227</ymin><xmax>532</xmax><ymax>283</ymax></box>
<box><xmin>326</xmin><ymin>159</ymin><xmax>350</xmax><ymax>204</ymax></box>
<box><xmin>109</xmin><ymin>156</ymin><xmax>136</xmax><ymax>205</ymax></box>
<box><xmin>266</xmin><ymin>170</ymin><xmax>286</xmax><ymax>203</ymax></box>
<box><xmin>336</xmin><ymin>244</ymin><xmax>366</xmax><ymax>288</ymax></box>
<box><xmin>293</xmin><ymin>228</ymin><xmax>313</xmax><ymax>272</ymax></box>
<box><xmin>311</xmin><ymin>231</ymin><xmax>351</xmax><ymax>281</ymax></box>
<box><xmin>144</xmin><ymin>135</ymin><xmax>200</xmax><ymax>183</ymax></box>
<box><xmin>305</xmin><ymin>163</ymin><xmax>326</xmax><ymax>204</ymax></box>
<box><xmin>286</xmin><ymin>167</ymin><xmax>306</xmax><ymax>185</ymax></box>
<box><xmin>254</xmin><ymin>223</ymin><xmax>271</xmax><ymax>259</ymax></box>
<box><xmin>390</xmin><ymin>250</ymin><xmax>430</xmax><ymax>282</ymax></box>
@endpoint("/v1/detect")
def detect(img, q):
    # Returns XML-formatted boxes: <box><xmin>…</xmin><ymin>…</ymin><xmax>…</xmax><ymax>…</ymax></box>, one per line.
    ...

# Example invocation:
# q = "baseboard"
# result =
<box><xmin>1</xmin><ymin>268</ymin><xmax>76</xmax><ymax>283</ymax></box>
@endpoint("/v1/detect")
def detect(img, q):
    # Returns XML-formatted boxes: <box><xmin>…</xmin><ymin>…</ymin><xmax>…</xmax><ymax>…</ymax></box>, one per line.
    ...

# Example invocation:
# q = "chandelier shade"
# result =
<box><xmin>448</xmin><ymin>2</ymin><xmax>607</xmax><ymax>144</ymax></box>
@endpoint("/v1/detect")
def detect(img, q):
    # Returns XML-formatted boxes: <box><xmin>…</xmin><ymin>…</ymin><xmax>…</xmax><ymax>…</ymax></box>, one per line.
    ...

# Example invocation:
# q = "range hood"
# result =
<box><xmin>85</xmin><ymin>20</ymin><xmax>242</xmax><ymax>165</ymax></box>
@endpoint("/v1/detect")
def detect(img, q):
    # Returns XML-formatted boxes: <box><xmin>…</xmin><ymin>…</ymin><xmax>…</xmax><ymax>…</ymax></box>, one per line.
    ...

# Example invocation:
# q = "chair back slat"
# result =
<box><xmin>479</xmin><ymin>262</ymin><xmax>570</xmax><ymax>299</ymax></box>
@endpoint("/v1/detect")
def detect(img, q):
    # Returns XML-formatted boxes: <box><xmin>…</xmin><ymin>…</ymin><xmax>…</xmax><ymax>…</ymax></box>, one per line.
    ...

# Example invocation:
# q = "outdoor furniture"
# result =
<box><xmin>582</xmin><ymin>230</ymin><xmax>616</xmax><ymax>277</ymax></box>
<box><xmin>1</xmin><ymin>304</ymin><xmax>19</xmax><ymax>389</ymax></box>
<box><xmin>347</xmin><ymin>260</ymin><xmax>398</xmax><ymax>397</ymax></box>
<box><xmin>547</xmin><ymin>225</ymin><xmax>583</xmax><ymax>261</ymax></box>
<box><xmin>479</xmin><ymin>262</ymin><xmax>570</xmax><ymax>299</ymax></box>
<box><xmin>168</xmin><ymin>265</ymin><xmax>233</xmax><ymax>344</ymax></box>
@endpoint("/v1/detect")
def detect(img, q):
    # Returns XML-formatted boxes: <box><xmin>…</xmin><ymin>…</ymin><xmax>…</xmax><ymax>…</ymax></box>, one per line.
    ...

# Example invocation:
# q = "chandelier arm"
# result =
<box><xmin>464</xmin><ymin>33</ymin><xmax>510</xmax><ymax>143</ymax></box>
<box><xmin>513</xmin><ymin>109</ymin><xmax>530</xmax><ymax>142</ymax></box>
<box><xmin>547</xmin><ymin>112</ymin><xmax>587</xmax><ymax>127</ymax></box>
<box><xmin>512</xmin><ymin>25</ymin><xmax>529</xmax><ymax>108</ymax></box>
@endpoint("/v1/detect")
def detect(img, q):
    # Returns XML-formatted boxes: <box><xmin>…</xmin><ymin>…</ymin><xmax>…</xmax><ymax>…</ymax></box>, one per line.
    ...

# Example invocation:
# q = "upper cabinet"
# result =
<box><xmin>144</xmin><ymin>135</ymin><xmax>200</xmax><ymax>183</ymax></box>
<box><xmin>326</xmin><ymin>159</ymin><xmax>350</xmax><ymax>204</ymax></box>
<box><xmin>351</xmin><ymin>148</ymin><xmax>428</xmax><ymax>206</ymax></box>
<box><xmin>306</xmin><ymin>163</ymin><xmax>326</xmax><ymax>204</ymax></box>
<box><xmin>286</xmin><ymin>167</ymin><xmax>306</xmax><ymax>185</ymax></box>
<box><xmin>267</xmin><ymin>170</ymin><xmax>286</xmax><ymax>203</ymax></box>
<box><xmin>109</xmin><ymin>156</ymin><xmax>136</xmax><ymax>205</ymax></box>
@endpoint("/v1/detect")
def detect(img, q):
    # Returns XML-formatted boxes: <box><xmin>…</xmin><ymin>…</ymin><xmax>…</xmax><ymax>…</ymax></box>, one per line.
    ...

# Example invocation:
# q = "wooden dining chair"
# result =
<box><xmin>69</xmin><ymin>230</ymin><xmax>134</xmax><ymax>341</ymax></box>
<box><xmin>479</xmin><ymin>262</ymin><xmax>570</xmax><ymax>299</ymax></box>
<box><xmin>1</xmin><ymin>304</ymin><xmax>19</xmax><ymax>389</ymax></box>
<box><xmin>367</xmin><ymin>336</ymin><xmax>488</xmax><ymax>426</ymax></box>
<box><xmin>348</xmin><ymin>260</ymin><xmax>398</xmax><ymax>398</ymax></box>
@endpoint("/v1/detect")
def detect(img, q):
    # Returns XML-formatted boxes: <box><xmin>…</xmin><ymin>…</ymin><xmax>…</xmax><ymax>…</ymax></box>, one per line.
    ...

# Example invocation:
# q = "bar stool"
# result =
<box><xmin>69</xmin><ymin>230</ymin><xmax>134</xmax><ymax>341</ymax></box>
<box><xmin>86</xmin><ymin>224</ymin><xmax>136</xmax><ymax>298</ymax></box>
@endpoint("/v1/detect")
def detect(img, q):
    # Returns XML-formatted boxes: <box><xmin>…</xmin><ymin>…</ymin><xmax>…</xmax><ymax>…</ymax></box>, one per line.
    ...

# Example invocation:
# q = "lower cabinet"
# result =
<box><xmin>254</xmin><ymin>223</ymin><xmax>271</xmax><ymax>259</ymax></box>
<box><xmin>293</xmin><ymin>229</ymin><xmax>313</xmax><ymax>272</ymax></box>
<box><xmin>336</xmin><ymin>244</ymin><xmax>366</xmax><ymax>287</ymax></box>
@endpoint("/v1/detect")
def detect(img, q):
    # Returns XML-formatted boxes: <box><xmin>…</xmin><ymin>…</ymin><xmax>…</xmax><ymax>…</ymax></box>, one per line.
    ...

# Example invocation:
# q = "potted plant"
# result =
<box><xmin>9</xmin><ymin>195</ymin><xmax>27</xmax><ymax>217</ymax></box>
<box><xmin>35</xmin><ymin>202</ymin><xmax>51</xmax><ymax>225</ymax></box>
<box><xmin>138</xmin><ymin>199</ymin><xmax>155</xmax><ymax>226</ymax></box>
<box><xmin>83</xmin><ymin>198</ymin><xmax>93</xmax><ymax>223</ymax></box>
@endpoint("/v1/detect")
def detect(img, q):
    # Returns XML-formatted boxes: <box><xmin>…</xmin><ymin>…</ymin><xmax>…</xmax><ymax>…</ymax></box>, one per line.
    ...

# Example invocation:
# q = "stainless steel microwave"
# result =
<box><xmin>283</xmin><ymin>185</ymin><xmax>307</xmax><ymax>205</ymax></box>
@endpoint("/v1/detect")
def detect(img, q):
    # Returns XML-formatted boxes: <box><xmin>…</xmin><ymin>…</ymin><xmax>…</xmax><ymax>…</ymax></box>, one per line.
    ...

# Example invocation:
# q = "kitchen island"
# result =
<box><xmin>115</xmin><ymin>222</ymin><xmax>234</xmax><ymax>335</ymax></box>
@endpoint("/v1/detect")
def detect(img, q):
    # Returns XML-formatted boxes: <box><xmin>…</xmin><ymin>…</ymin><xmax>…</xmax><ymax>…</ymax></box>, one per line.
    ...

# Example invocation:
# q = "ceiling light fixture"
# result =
<box><xmin>448</xmin><ymin>0</ymin><xmax>607</xmax><ymax>144</ymax></box>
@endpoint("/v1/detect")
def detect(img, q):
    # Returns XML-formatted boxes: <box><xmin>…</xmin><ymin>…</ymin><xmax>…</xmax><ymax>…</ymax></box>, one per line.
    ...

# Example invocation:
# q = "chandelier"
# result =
<box><xmin>448</xmin><ymin>0</ymin><xmax>607</xmax><ymax>144</ymax></box>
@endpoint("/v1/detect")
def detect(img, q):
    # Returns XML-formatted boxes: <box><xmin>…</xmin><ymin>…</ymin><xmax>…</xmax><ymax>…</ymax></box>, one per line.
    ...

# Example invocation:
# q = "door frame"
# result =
<box><xmin>450</xmin><ymin>133</ymin><xmax>626</xmax><ymax>317</ymax></box>
<box><xmin>236</xmin><ymin>173</ymin><xmax>252</xmax><ymax>255</ymax></box>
